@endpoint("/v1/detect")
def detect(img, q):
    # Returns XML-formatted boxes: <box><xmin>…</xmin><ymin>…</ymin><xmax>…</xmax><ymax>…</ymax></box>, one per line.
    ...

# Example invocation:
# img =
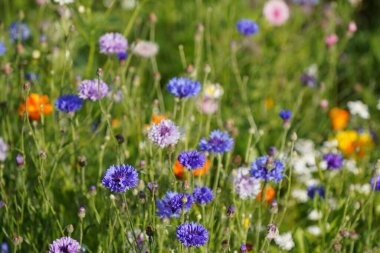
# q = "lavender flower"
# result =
<box><xmin>236</xmin><ymin>19</ymin><xmax>259</xmax><ymax>36</ymax></box>
<box><xmin>323</xmin><ymin>153</ymin><xmax>343</xmax><ymax>170</ymax></box>
<box><xmin>148</xmin><ymin>119</ymin><xmax>180</xmax><ymax>147</ymax></box>
<box><xmin>307</xmin><ymin>185</ymin><xmax>325</xmax><ymax>199</ymax></box>
<box><xmin>49</xmin><ymin>237</ymin><xmax>80</xmax><ymax>253</ymax></box>
<box><xmin>0</xmin><ymin>42</ymin><xmax>6</xmax><ymax>56</ymax></box>
<box><xmin>240</xmin><ymin>244</ymin><xmax>247</xmax><ymax>253</ymax></box>
<box><xmin>102</xmin><ymin>164</ymin><xmax>139</xmax><ymax>192</ymax></box>
<box><xmin>176</xmin><ymin>222</ymin><xmax>209</xmax><ymax>248</ymax></box>
<box><xmin>16</xmin><ymin>154</ymin><xmax>24</xmax><ymax>166</ymax></box>
<box><xmin>1</xmin><ymin>242</ymin><xmax>8</xmax><ymax>253</ymax></box>
<box><xmin>279</xmin><ymin>110</ymin><xmax>292</xmax><ymax>121</ymax></box>
<box><xmin>55</xmin><ymin>94</ymin><xmax>83</xmax><ymax>113</ymax></box>
<box><xmin>0</xmin><ymin>137</ymin><xmax>8</xmax><ymax>162</ymax></box>
<box><xmin>156</xmin><ymin>192</ymin><xmax>194</xmax><ymax>218</ymax></box>
<box><xmin>178</xmin><ymin>150</ymin><xmax>206</xmax><ymax>170</ymax></box>
<box><xmin>99</xmin><ymin>33</ymin><xmax>128</xmax><ymax>55</ymax></box>
<box><xmin>167</xmin><ymin>77</ymin><xmax>201</xmax><ymax>98</ymax></box>
<box><xmin>199</xmin><ymin>130</ymin><xmax>234</xmax><ymax>153</ymax></box>
<box><xmin>227</xmin><ymin>204</ymin><xmax>235</xmax><ymax>217</ymax></box>
<box><xmin>250</xmin><ymin>156</ymin><xmax>285</xmax><ymax>183</ymax></box>
<box><xmin>9</xmin><ymin>22</ymin><xmax>31</xmax><ymax>42</ymax></box>
<box><xmin>234</xmin><ymin>168</ymin><xmax>261</xmax><ymax>199</ymax></box>
<box><xmin>193</xmin><ymin>186</ymin><xmax>214</xmax><ymax>204</ymax></box>
<box><xmin>301</xmin><ymin>73</ymin><xmax>317</xmax><ymax>87</ymax></box>
<box><xmin>78</xmin><ymin>79</ymin><xmax>109</xmax><ymax>101</ymax></box>
<box><xmin>370</xmin><ymin>175</ymin><xmax>380</xmax><ymax>191</ymax></box>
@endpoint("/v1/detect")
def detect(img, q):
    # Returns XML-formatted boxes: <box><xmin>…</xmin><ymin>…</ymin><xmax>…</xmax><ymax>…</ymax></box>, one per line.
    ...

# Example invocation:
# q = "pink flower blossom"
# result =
<box><xmin>348</xmin><ymin>21</ymin><xmax>357</xmax><ymax>33</ymax></box>
<box><xmin>263</xmin><ymin>0</ymin><xmax>290</xmax><ymax>26</ymax></box>
<box><xmin>325</xmin><ymin>34</ymin><xmax>338</xmax><ymax>47</ymax></box>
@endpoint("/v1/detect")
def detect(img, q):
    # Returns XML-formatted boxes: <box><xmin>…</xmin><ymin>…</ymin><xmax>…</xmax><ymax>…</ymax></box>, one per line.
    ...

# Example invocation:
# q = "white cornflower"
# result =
<box><xmin>233</xmin><ymin>168</ymin><xmax>261</xmax><ymax>199</ymax></box>
<box><xmin>307</xmin><ymin>225</ymin><xmax>321</xmax><ymax>236</ymax></box>
<box><xmin>133</xmin><ymin>40</ymin><xmax>159</xmax><ymax>58</ymax></box>
<box><xmin>274</xmin><ymin>232</ymin><xmax>295</xmax><ymax>251</ymax></box>
<box><xmin>308</xmin><ymin>209</ymin><xmax>322</xmax><ymax>220</ymax></box>
<box><xmin>347</xmin><ymin>100</ymin><xmax>370</xmax><ymax>119</ymax></box>
<box><xmin>291</xmin><ymin>189</ymin><xmax>308</xmax><ymax>203</ymax></box>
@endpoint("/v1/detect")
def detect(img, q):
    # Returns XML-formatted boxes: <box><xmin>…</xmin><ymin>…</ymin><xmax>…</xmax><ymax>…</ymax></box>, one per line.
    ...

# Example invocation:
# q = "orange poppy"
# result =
<box><xmin>18</xmin><ymin>93</ymin><xmax>53</xmax><ymax>120</ymax></box>
<box><xmin>173</xmin><ymin>159</ymin><xmax>211</xmax><ymax>179</ymax></box>
<box><xmin>257</xmin><ymin>185</ymin><xmax>275</xmax><ymax>203</ymax></box>
<box><xmin>152</xmin><ymin>114</ymin><xmax>167</xmax><ymax>124</ymax></box>
<box><xmin>329</xmin><ymin>107</ymin><xmax>349</xmax><ymax>131</ymax></box>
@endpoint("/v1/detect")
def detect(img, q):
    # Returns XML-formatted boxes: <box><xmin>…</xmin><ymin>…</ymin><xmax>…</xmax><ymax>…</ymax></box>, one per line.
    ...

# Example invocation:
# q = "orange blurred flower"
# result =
<box><xmin>152</xmin><ymin>114</ymin><xmax>167</xmax><ymax>124</ymax></box>
<box><xmin>18</xmin><ymin>93</ymin><xmax>53</xmax><ymax>120</ymax></box>
<box><xmin>329</xmin><ymin>107</ymin><xmax>349</xmax><ymax>131</ymax></box>
<box><xmin>257</xmin><ymin>185</ymin><xmax>275</xmax><ymax>203</ymax></box>
<box><xmin>264</xmin><ymin>97</ymin><xmax>274</xmax><ymax>110</ymax></box>
<box><xmin>174</xmin><ymin>159</ymin><xmax>211</xmax><ymax>179</ymax></box>
<box><xmin>112</xmin><ymin>118</ymin><xmax>120</xmax><ymax>128</ymax></box>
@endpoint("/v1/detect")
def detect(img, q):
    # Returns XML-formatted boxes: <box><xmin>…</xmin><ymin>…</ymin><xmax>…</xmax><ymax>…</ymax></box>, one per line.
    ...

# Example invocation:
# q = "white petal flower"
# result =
<box><xmin>233</xmin><ymin>168</ymin><xmax>261</xmax><ymax>199</ymax></box>
<box><xmin>133</xmin><ymin>40</ymin><xmax>159</xmax><ymax>58</ymax></box>
<box><xmin>291</xmin><ymin>189</ymin><xmax>308</xmax><ymax>203</ymax></box>
<box><xmin>308</xmin><ymin>209</ymin><xmax>322</xmax><ymax>220</ymax></box>
<box><xmin>307</xmin><ymin>226</ymin><xmax>321</xmax><ymax>236</ymax></box>
<box><xmin>0</xmin><ymin>137</ymin><xmax>8</xmax><ymax>161</ymax></box>
<box><xmin>274</xmin><ymin>232</ymin><xmax>295</xmax><ymax>251</ymax></box>
<box><xmin>347</xmin><ymin>100</ymin><xmax>370</xmax><ymax>119</ymax></box>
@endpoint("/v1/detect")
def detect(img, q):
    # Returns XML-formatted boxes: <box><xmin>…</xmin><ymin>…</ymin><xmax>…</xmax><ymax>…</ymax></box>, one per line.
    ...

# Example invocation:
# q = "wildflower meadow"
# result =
<box><xmin>1</xmin><ymin>0</ymin><xmax>380</xmax><ymax>252</ymax></box>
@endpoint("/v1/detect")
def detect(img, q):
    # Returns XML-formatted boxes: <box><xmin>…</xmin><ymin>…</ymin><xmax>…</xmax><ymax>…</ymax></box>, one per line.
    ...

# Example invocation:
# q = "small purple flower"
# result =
<box><xmin>99</xmin><ymin>33</ymin><xmax>128</xmax><ymax>55</ymax></box>
<box><xmin>16</xmin><ymin>154</ymin><xmax>24</xmax><ymax>166</ymax></box>
<box><xmin>193</xmin><ymin>186</ymin><xmax>214</xmax><ymax>204</ymax></box>
<box><xmin>102</xmin><ymin>164</ymin><xmax>139</xmax><ymax>192</ymax></box>
<box><xmin>199</xmin><ymin>130</ymin><xmax>234</xmax><ymax>153</ymax></box>
<box><xmin>49</xmin><ymin>237</ymin><xmax>80</xmax><ymax>253</ymax></box>
<box><xmin>323</xmin><ymin>153</ymin><xmax>343</xmax><ymax>170</ymax></box>
<box><xmin>148</xmin><ymin>120</ymin><xmax>180</xmax><ymax>148</ymax></box>
<box><xmin>236</xmin><ymin>19</ymin><xmax>259</xmax><ymax>36</ymax></box>
<box><xmin>25</xmin><ymin>73</ymin><xmax>38</xmax><ymax>81</ymax></box>
<box><xmin>178</xmin><ymin>150</ymin><xmax>206</xmax><ymax>170</ymax></box>
<box><xmin>1</xmin><ymin>242</ymin><xmax>8</xmax><ymax>253</ymax></box>
<box><xmin>55</xmin><ymin>94</ymin><xmax>83</xmax><ymax>113</ymax></box>
<box><xmin>176</xmin><ymin>222</ymin><xmax>209</xmax><ymax>248</ymax></box>
<box><xmin>0</xmin><ymin>42</ymin><xmax>6</xmax><ymax>56</ymax></box>
<box><xmin>279</xmin><ymin>110</ymin><xmax>292</xmax><ymax>121</ymax></box>
<box><xmin>301</xmin><ymin>73</ymin><xmax>317</xmax><ymax>87</ymax></box>
<box><xmin>9</xmin><ymin>22</ymin><xmax>31</xmax><ymax>42</ymax></box>
<box><xmin>250</xmin><ymin>155</ymin><xmax>285</xmax><ymax>183</ymax></box>
<box><xmin>78</xmin><ymin>79</ymin><xmax>109</xmax><ymax>101</ymax></box>
<box><xmin>240</xmin><ymin>244</ymin><xmax>247</xmax><ymax>253</ymax></box>
<box><xmin>117</xmin><ymin>52</ymin><xmax>128</xmax><ymax>61</ymax></box>
<box><xmin>167</xmin><ymin>77</ymin><xmax>201</xmax><ymax>98</ymax></box>
<box><xmin>227</xmin><ymin>204</ymin><xmax>235</xmax><ymax>217</ymax></box>
<box><xmin>370</xmin><ymin>175</ymin><xmax>380</xmax><ymax>191</ymax></box>
<box><xmin>307</xmin><ymin>185</ymin><xmax>325</xmax><ymax>199</ymax></box>
<box><xmin>156</xmin><ymin>192</ymin><xmax>194</xmax><ymax>218</ymax></box>
<box><xmin>0</xmin><ymin>201</ymin><xmax>5</xmax><ymax>208</ymax></box>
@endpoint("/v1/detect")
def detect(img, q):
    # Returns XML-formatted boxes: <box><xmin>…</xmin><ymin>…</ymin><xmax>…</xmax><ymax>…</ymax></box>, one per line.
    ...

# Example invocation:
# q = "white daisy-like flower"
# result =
<box><xmin>308</xmin><ymin>209</ymin><xmax>322</xmax><ymax>220</ymax></box>
<box><xmin>291</xmin><ymin>189</ymin><xmax>308</xmax><ymax>203</ymax></box>
<box><xmin>54</xmin><ymin>0</ymin><xmax>74</xmax><ymax>5</ymax></box>
<box><xmin>274</xmin><ymin>232</ymin><xmax>295</xmax><ymax>251</ymax></box>
<box><xmin>0</xmin><ymin>137</ymin><xmax>8</xmax><ymax>161</ymax></box>
<box><xmin>347</xmin><ymin>100</ymin><xmax>370</xmax><ymax>119</ymax></box>
<box><xmin>132</xmin><ymin>40</ymin><xmax>159</xmax><ymax>58</ymax></box>
<box><xmin>203</xmin><ymin>83</ymin><xmax>224</xmax><ymax>99</ymax></box>
<box><xmin>307</xmin><ymin>225</ymin><xmax>321</xmax><ymax>236</ymax></box>
<box><xmin>233</xmin><ymin>168</ymin><xmax>261</xmax><ymax>199</ymax></box>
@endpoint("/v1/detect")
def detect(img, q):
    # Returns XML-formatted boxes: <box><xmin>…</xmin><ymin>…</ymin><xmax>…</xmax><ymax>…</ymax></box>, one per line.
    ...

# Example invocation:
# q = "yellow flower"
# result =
<box><xmin>244</xmin><ymin>217</ymin><xmax>250</xmax><ymax>230</ymax></box>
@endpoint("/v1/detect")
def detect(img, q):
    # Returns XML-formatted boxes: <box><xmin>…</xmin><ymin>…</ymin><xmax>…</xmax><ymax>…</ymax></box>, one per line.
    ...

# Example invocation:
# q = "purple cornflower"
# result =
<box><xmin>0</xmin><ymin>201</ymin><xmax>5</xmax><ymax>208</ymax></box>
<box><xmin>199</xmin><ymin>130</ymin><xmax>234</xmax><ymax>153</ymax></box>
<box><xmin>1</xmin><ymin>242</ymin><xmax>8</xmax><ymax>253</ymax></box>
<box><xmin>16</xmin><ymin>154</ymin><xmax>24</xmax><ymax>166</ymax></box>
<box><xmin>48</xmin><ymin>237</ymin><xmax>80</xmax><ymax>253</ymax></box>
<box><xmin>166</xmin><ymin>77</ymin><xmax>201</xmax><ymax>98</ymax></box>
<box><xmin>9</xmin><ymin>22</ymin><xmax>31</xmax><ymax>42</ymax></box>
<box><xmin>250</xmin><ymin>156</ymin><xmax>285</xmax><ymax>183</ymax></box>
<box><xmin>193</xmin><ymin>186</ymin><xmax>214</xmax><ymax>204</ymax></box>
<box><xmin>323</xmin><ymin>153</ymin><xmax>343</xmax><ymax>170</ymax></box>
<box><xmin>25</xmin><ymin>73</ymin><xmax>38</xmax><ymax>81</ymax></box>
<box><xmin>99</xmin><ymin>33</ymin><xmax>128</xmax><ymax>55</ymax></box>
<box><xmin>176</xmin><ymin>222</ymin><xmax>209</xmax><ymax>248</ymax></box>
<box><xmin>240</xmin><ymin>244</ymin><xmax>247</xmax><ymax>253</ymax></box>
<box><xmin>279</xmin><ymin>110</ymin><xmax>292</xmax><ymax>121</ymax></box>
<box><xmin>307</xmin><ymin>185</ymin><xmax>325</xmax><ymax>199</ymax></box>
<box><xmin>148</xmin><ymin>119</ymin><xmax>180</xmax><ymax>148</ymax></box>
<box><xmin>0</xmin><ymin>42</ymin><xmax>6</xmax><ymax>56</ymax></box>
<box><xmin>178</xmin><ymin>150</ymin><xmax>206</xmax><ymax>170</ymax></box>
<box><xmin>156</xmin><ymin>192</ymin><xmax>194</xmax><ymax>218</ymax></box>
<box><xmin>227</xmin><ymin>204</ymin><xmax>235</xmax><ymax>217</ymax></box>
<box><xmin>370</xmin><ymin>175</ymin><xmax>380</xmax><ymax>191</ymax></box>
<box><xmin>117</xmin><ymin>52</ymin><xmax>128</xmax><ymax>61</ymax></box>
<box><xmin>236</xmin><ymin>19</ymin><xmax>259</xmax><ymax>36</ymax></box>
<box><xmin>301</xmin><ymin>73</ymin><xmax>317</xmax><ymax>87</ymax></box>
<box><xmin>55</xmin><ymin>94</ymin><xmax>83</xmax><ymax>113</ymax></box>
<box><xmin>78</xmin><ymin>79</ymin><xmax>109</xmax><ymax>101</ymax></box>
<box><xmin>102</xmin><ymin>164</ymin><xmax>139</xmax><ymax>192</ymax></box>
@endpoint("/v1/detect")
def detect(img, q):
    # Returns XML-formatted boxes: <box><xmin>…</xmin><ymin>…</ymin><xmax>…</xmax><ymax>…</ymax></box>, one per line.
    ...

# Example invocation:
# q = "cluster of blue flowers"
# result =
<box><xmin>199</xmin><ymin>130</ymin><xmax>234</xmax><ymax>153</ymax></box>
<box><xmin>250</xmin><ymin>155</ymin><xmax>285</xmax><ymax>183</ymax></box>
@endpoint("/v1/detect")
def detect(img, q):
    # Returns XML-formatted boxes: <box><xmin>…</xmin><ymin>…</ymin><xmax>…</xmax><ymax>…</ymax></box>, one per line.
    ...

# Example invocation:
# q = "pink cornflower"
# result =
<box><xmin>263</xmin><ymin>0</ymin><xmax>290</xmax><ymax>26</ymax></box>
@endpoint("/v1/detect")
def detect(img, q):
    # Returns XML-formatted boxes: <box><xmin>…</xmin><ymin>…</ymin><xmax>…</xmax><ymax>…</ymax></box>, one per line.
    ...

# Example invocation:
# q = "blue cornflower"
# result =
<box><xmin>250</xmin><ymin>155</ymin><xmax>285</xmax><ymax>183</ymax></box>
<box><xmin>370</xmin><ymin>175</ymin><xmax>380</xmax><ymax>191</ymax></box>
<box><xmin>240</xmin><ymin>244</ymin><xmax>247</xmax><ymax>253</ymax></box>
<box><xmin>193</xmin><ymin>186</ymin><xmax>214</xmax><ymax>204</ymax></box>
<box><xmin>55</xmin><ymin>94</ymin><xmax>83</xmax><ymax>113</ymax></box>
<box><xmin>178</xmin><ymin>150</ymin><xmax>206</xmax><ymax>170</ymax></box>
<box><xmin>279</xmin><ymin>110</ymin><xmax>292</xmax><ymax>121</ymax></box>
<box><xmin>167</xmin><ymin>77</ymin><xmax>201</xmax><ymax>98</ymax></box>
<box><xmin>1</xmin><ymin>242</ymin><xmax>8</xmax><ymax>253</ymax></box>
<box><xmin>176</xmin><ymin>222</ymin><xmax>209</xmax><ymax>248</ymax></box>
<box><xmin>307</xmin><ymin>185</ymin><xmax>325</xmax><ymax>199</ymax></box>
<box><xmin>117</xmin><ymin>52</ymin><xmax>128</xmax><ymax>61</ymax></box>
<box><xmin>156</xmin><ymin>192</ymin><xmax>194</xmax><ymax>218</ymax></box>
<box><xmin>199</xmin><ymin>130</ymin><xmax>234</xmax><ymax>153</ymax></box>
<box><xmin>236</xmin><ymin>19</ymin><xmax>259</xmax><ymax>36</ymax></box>
<box><xmin>102</xmin><ymin>164</ymin><xmax>139</xmax><ymax>192</ymax></box>
<box><xmin>9</xmin><ymin>22</ymin><xmax>31</xmax><ymax>42</ymax></box>
<box><xmin>25</xmin><ymin>73</ymin><xmax>38</xmax><ymax>81</ymax></box>
<box><xmin>0</xmin><ymin>42</ymin><xmax>6</xmax><ymax>56</ymax></box>
<box><xmin>227</xmin><ymin>204</ymin><xmax>235</xmax><ymax>217</ymax></box>
<box><xmin>323</xmin><ymin>153</ymin><xmax>343</xmax><ymax>170</ymax></box>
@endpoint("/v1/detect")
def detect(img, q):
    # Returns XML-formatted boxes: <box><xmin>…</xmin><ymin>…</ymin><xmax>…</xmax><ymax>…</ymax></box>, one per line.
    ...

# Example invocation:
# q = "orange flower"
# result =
<box><xmin>152</xmin><ymin>114</ymin><xmax>167</xmax><ymax>124</ymax></box>
<box><xmin>18</xmin><ymin>93</ymin><xmax>53</xmax><ymax>120</ymax></box>
<box><xmin>112</xmin><ymin>118</ymin><xmax>120</xmax><ymax>128</ymax></box>
<box><xmin>174</xmin><ymin>159</ymin><xmax>211</xmax><ymax>179</ymax></box>
<box><xmin>329</xmin><ymin>107</ymin><xmax>349</xmax><ymax>131</ymax></box>
<box><xmin>264</xmin><ymin>97</ymin><xmax>274</xmax><ymax>110</ymax></box>
<box><xmin>257</xmin><ymin>185</ymin><xmax>275</xmax><ymax>203</ymax></box>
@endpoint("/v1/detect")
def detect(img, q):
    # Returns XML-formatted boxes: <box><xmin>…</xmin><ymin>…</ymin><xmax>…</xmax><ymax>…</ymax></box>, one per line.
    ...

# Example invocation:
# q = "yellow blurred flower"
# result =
<box><xmin>336</xmin><ymin>130</ymin><xmax>374</xmax><ymax>157</ymax></box>
<box><xmin>265</xmin><ymin>97</ymin><xmax>274</xmax><ymax>109</ymax></box>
